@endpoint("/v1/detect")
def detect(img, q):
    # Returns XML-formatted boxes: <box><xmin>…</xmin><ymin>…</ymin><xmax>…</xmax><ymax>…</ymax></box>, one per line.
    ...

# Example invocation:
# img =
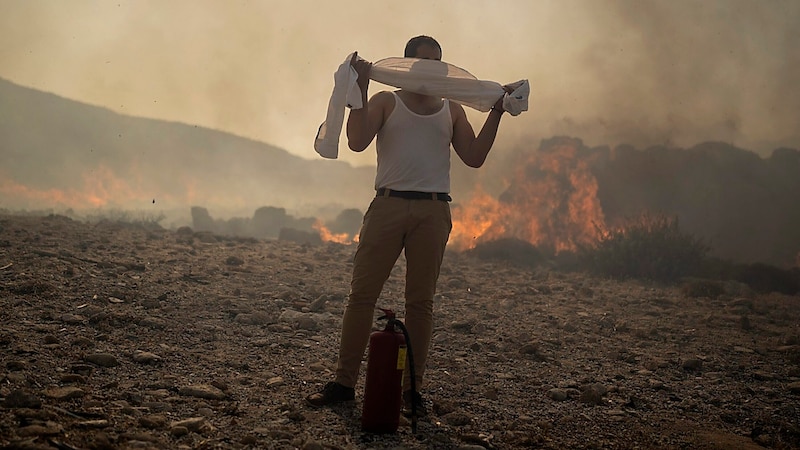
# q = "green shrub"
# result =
<box><xmin>578</xmin><ymin>214</ymin><xmax>709</xmax><ymax>283</ymax></box>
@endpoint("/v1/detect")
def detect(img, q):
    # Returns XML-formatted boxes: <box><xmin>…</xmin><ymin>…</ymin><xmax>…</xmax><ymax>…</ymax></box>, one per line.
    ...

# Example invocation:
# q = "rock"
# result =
<box><xmin>71</xmin><ymin>364</ymin><xmax>95</xmax><ymax>376</ymax></box>
<box><xmin>547</xmin><ymin>388</ymin><xmax>568</xmax><ymax>402</ymax></box>
<box><xmin>43</xmin><ymin>386</ymin><xmax>85</xmax><ymax>400</ymax></box>
<box><xmin>225</xmin><ymin>256</ymin><xmax>244</xmax><ymax>266</ymax></box>
<box><xmin>61</xmin><ymin>313</ymin><xmax>86</xmax><ymax>324</ymax></box>
<box><xmin>752</xmin><ymin>370</ymin><xmax>775</xmax><ymax>381</ymax></box>
<box><xmin>579</xmin><ymin>384</ymin><xmax>605</xmax><ymax>405</ymax></box>
<box><xmin>788</xmin><ymin>381</ymin><xmax>800</xmax><ymax>394</ymax></box>
<box><xmin>241</xmin><ymin>435</ymin><xmax>259</xmax><ymax>446</ymax></box>
<box><xmin>442</xmin><ymin>412</ymin><xmax>472</xmax><ymax>426</ymax></box>
<box><xmin>295</xmin><ymin>316</ymin><xmax>319</xmax><ymax>331</ymax></box>
<box><xmin>682</xmin><ymin>358</ymin><xmax>703</xmax><ymax>371</ymax></box>
<box><xmin>17</xmin><ymin>421</ymin><xmax>64</xmax><ymax>437</ymax></box>
<box><xmin>85</xmin><ymin>353</ymin><xmax>120</xmax><ymax>367</ymax></box>
<box><xmin>132</xmin><ymin>351</ymin><xmax>162</xmax><ymax>364</ymax></box>
<box><xmin>171</xmin><ymin>425</ymin><xmax>189</xmax><ymax>437</ymax></box>
<box><xmin>484</xmin><ymin>386</ymin><xmax>499</xmax><ymax>400</ymax></box>
<box><xmin>235</xmin><ymin>312</ymin><xmax>273</xmax><ymax>325</ymax></box>
<box><xmin>139</xmin><ymin>317</ymin><xmax>167</xmax><ymax>329</ymax></box>
<box><xmin>6</xmin><ymin>360</ymin><xmax>28</xmax><ymax>371</ymax></box>
<box><xmin>72</xmin><ymin>337</ymin><xmax>94</xmax><ymax>348</ymax></box>
<box><xmin>141</xmin><ymin>297</ymin><xmax>161</xmax><ymax>309</ymax></box>
<box><xmin>211</xmin><ymin>380</ymin><xmax>229</xmax><ymax>391</ymax></box>
<box><xmin>76</xmin><ymin>419</ymin><xmax>110</xmax><ymax>428</ymax></box>
<box><xmin>140</xmin><ymin>414</ymin><xmax>168</xmax><ymax>429</ymax></box>
<box><xmin>519</xmin><ymin>343</ymin><xmax>539</xmax><ymax>354</ymax></box>
<box><xmin>266</xmin><ymin>376</ymin><xmax>284</xmax><ymax>387</ymax></box>
<box><xmin>179</xmin><ymin>384</ymin><xmax>227</xmax><ymax>400</ymax></box>
<box><xmin>59</xmin><ymin>374</ymin><xmax>87</xmax><ymax>384</ymax></box>
<box><xmin>171</xmin><ymin>417</ymin><xmax>205</xmax><ymax>431</ymax></box>
<box><xmin>3</xmin><ymin>389</ymin><xmax>42</xmax><ymax>408</ymax></box>
<box><xmin>451</xmin><ymin>320</ymin><xmax>474</xmax><ymax>332</ymax></box>
<box><xmin>302</xmin><ymin>441</ymin><xmax>324</xmax><ymax>450</ymax></box>
<box><xmin>309</xmin><ymin>294</ymin><xmax>328</xmax><ymax>312</ymax></box>
<box><xmin>171</xmin><ymin>417</ymin><xmax>215</xmax><ymax>435</ymax></box>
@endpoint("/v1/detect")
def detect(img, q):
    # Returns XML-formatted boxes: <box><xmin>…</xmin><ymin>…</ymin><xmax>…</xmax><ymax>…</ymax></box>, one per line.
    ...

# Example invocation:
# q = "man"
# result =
<box><xmin>306</xmin><ymin>35</ymin><xmax>510</xmax><ymax>415</ymax></box>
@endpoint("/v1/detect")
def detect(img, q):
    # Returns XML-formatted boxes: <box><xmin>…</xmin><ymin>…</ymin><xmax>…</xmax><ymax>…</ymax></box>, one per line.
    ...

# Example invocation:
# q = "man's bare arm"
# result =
<box><xmin>451</xmin><ymin>99</ymin><xmax>505</xmax><ymax>168</ymax></box>
<box><xmin>346</xmin><ymin>53</ymin><xmax>386</xmax><ymax>152</ymax></box>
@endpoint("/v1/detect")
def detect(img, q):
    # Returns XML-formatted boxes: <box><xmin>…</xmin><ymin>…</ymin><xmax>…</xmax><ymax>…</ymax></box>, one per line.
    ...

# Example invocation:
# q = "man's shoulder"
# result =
<box><xmin>370</xmin><ymin>90</ymin><xmax>396</xmax><ymax>109</ymax></box>
<box><xmin>448</xmin><ymin>100</ymin><xmax>467</xmax><ymax>118</ymax></box>
<box><xmin>371</xmin><ymin>90</ymin><xmax>395</xmax><ymax>100</ymax></box>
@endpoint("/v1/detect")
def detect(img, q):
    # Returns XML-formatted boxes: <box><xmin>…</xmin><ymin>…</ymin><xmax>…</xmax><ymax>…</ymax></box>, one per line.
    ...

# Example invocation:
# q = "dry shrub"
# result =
<box><xmin>733</xmin><ymin>263</ymin><xmax>800</xmax><ymax>295</ymax></box>
<box><xmin>578</xmin><ymin>214</ymin><xmax>709</xmax><ymax>283</ymax></box>
<box><xmin>278</xmin><ymin>227</ymin><xmax>322</xmax><ymax>245</ymax></box>
<box><xmin>466</xmin><ymin>238</ymin><xmax>547</xmax><ymax>267</ymax></box>
<box><xmin>679</xmin><ymin>278</ymin><xmax>725</xmax><ymax>298</ymax></box>
<box><xmin>699</xmin><ymin>257</ymin><xmax>800</xmax><ymax>295</ymax></box>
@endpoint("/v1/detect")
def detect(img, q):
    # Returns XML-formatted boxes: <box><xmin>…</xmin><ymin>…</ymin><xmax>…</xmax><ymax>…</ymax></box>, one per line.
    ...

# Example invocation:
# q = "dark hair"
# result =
<box><xmin>404</xmin><ymin>35</ymin><xmax>442</xmax><ymax>58</ymax></box>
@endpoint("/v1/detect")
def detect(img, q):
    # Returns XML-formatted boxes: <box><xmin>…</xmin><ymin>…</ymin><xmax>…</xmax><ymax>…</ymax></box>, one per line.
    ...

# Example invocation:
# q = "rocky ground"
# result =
<box><xmin>1</xmin><ymin>213</ymin><xmax>799</xmax><ymax>450</ymax></box>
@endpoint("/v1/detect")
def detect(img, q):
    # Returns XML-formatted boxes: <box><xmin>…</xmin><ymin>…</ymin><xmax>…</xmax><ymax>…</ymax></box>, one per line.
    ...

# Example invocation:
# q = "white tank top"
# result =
<box><xmin>374</xmin><ymin>91</ymin><xmax>453</xmax><ymax>193</ymax></box>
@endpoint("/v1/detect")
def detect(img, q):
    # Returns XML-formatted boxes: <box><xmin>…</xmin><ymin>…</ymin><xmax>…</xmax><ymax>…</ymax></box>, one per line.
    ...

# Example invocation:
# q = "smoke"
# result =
<box><xmin>2</xmin><ymin>0</ymin><xmax>798</xmax><ymax>168</ymax></box>
<box><xmin>536</xmin><ymin>0</ymin><xmax>800</xmax><ymax>153</ymax></box>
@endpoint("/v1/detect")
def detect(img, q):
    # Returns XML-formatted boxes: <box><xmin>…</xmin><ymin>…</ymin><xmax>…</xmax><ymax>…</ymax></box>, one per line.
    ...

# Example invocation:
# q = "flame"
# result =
<box><xmin>0</xmin><ymin>165</ymin><xmax>149</xmax><ymax>209</ymax></box>
<box><xmin>0</xmin><ymin>164</ymin><xmax>248</xmax><ymax>211</ymax></box>
<box><xmin>450</xmin><ymin>139</ymin><xmax>606</xmax><ymax>253</ymax></box>
<box><xmin>313</xmin><ymin>220</ymin><xmax>358</xmax><ymax>245</ymax></box>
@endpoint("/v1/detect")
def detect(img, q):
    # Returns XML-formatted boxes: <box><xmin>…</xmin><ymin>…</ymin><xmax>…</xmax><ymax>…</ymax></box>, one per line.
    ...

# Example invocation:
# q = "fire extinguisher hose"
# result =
<box><xmin>387</xmin><ymin>317</ymin><xmax>418</xmax><ymax>433</ymax></box>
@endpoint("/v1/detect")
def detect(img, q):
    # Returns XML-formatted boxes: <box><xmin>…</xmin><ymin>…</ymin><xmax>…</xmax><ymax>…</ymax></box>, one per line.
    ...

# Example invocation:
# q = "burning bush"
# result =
<box><xmin>578</xmin><ymin>213</ymin><xmax>709</xmax><ymax>283</ymax></box>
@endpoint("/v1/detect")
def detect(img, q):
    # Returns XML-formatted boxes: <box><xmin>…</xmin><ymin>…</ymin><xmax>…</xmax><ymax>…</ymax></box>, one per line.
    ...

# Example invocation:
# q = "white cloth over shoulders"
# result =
<box><xmin>314</xmin><ymin>53</ymin><xmax>529</xmax><ymax>159</ymax></box>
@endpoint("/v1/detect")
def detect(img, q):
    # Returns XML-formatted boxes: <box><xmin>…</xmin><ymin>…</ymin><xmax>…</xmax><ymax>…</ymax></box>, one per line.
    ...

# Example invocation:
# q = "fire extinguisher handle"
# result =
<box><xmin>377</xmin><ymin>308</ymin><xmax>396</xmax><ymax>321</ymax></box>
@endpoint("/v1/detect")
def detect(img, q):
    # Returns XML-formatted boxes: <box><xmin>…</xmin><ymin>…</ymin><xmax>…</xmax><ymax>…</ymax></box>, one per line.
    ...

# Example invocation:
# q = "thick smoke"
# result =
<box><xmin>1</xmin><ymin>0</ymin><xmax>798</xmax><ymax>165</ymax></box>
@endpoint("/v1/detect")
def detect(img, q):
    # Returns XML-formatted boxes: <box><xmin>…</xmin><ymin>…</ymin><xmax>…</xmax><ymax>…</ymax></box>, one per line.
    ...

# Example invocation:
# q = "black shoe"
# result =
<box><xmin>305</xmin><ymin>382</ymin><xmax>355</xmax><ymax>408</ymax></box>
<box><xmin>402</xmin><ymin>390</ymin><xmax>428</xmax><ymax>417</ymax></box>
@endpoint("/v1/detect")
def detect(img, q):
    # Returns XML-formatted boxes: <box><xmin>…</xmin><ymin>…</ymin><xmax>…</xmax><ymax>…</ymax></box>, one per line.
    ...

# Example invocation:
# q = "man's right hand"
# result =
<box><xmin>350</xmin><ymin>51</ymin><xmax>372</xmax><ymax>92</ymax></box>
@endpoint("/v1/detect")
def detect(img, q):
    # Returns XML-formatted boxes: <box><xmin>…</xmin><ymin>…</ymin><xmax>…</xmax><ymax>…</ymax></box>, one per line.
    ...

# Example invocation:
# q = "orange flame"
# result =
<box><xmin>451</xmin><ymin>140</ymin><xmax>606</xmax><ymax>253</ymax></box>
<box><xmin>313</xmin><ymin>220</ymin><xmax>358</xmax><ymax>245</ymax></box>
<box><xmin>0</xmin><ymin>164</ymin><xmax>249</xmax><ymax>211</ymax></box>
<box><xmin>0</xmin><ymin>165</ymin><xmax>149</xmax><ymax>209</ymax></box>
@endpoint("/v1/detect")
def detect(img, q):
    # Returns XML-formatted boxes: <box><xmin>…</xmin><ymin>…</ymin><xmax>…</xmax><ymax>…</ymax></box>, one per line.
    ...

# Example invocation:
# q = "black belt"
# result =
<box><xmin>376</xmin><ymin>188</ymin><xmax>451</xmax><ymax>202</ymax></box>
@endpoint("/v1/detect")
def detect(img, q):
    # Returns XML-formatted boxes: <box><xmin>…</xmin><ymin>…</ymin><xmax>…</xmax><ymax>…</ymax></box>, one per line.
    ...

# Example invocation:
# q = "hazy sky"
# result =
<box><xmin>2</xmin><ymin>0</ymin><xmax>798</xmax><ymax>167</ymax></box>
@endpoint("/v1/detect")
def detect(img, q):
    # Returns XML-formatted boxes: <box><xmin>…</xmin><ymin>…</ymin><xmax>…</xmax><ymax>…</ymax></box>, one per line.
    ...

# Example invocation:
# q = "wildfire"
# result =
<box><xmin>450</xmin><ymin>139</ymin><xmax>606</xmax><ymax>253</ymax></box>
<box><xmin>0</xmin><ymin>165</ymin><xmax>148</xmax><ymax>209</ymax></box>
<box><xmin>314</xmin><ymin>220</ymin><xmax>358</xmax><ymax>245</ymax></box>
<box><xmin>0</xmin><ymin>164</ymin><xmax>248</xmax><ymax>212</ymax></box>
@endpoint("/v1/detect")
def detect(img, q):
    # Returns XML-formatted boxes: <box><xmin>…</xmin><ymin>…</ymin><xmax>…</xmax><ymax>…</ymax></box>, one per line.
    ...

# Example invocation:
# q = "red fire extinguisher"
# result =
<box><xmin>361</xmin><ymin>308</ymin><xmax>418</xmax><ymax>433</ymax></box>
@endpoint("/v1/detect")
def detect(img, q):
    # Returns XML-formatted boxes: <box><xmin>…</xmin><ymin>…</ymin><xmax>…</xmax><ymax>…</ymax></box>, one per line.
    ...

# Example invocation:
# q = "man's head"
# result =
<box><xmin>404</xmin><ymin>35</ymin><xmax>442</xmax><ymax>60</ymax></box>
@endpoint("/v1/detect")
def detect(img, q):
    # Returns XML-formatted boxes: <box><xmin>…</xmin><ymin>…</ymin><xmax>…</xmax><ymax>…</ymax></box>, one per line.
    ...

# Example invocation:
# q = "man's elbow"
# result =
<box><xmin>348</xmin><ymin>140</ymin><xmax>369</xmax><ymax>152</ymax></box>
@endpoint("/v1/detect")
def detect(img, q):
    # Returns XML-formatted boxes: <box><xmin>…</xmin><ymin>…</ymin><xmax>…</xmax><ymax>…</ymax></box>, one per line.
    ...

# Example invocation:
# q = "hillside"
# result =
<box><xmin>0</xmin><ymin>77</ymin><xmax>375</xmax><ymax>218</ymax></box>
<box><xmin>2</xmin><ymin>78</ymin><xmax>798</xmax><ymax>267</ymax></box>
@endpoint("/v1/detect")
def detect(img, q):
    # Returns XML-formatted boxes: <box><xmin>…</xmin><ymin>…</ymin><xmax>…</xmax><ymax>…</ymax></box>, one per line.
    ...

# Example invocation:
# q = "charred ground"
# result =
<box><xmin>1</xmin><ymin>214</ymin><xmax>799</xmax><ymax>449</ymax></box>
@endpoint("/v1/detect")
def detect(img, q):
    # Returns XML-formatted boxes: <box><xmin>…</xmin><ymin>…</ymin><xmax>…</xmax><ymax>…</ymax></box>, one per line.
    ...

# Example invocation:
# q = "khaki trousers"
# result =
<box><xmin>335</xmin><ymin>196</ymin><xmax>452</xmax><ymax>390</ymax></box>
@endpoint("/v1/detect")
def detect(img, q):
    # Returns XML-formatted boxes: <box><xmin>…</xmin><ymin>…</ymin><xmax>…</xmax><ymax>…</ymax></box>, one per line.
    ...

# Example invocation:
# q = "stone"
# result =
<box><xmin>3</xmin><ymin>389</ymin><xmax>42</xmax><ymax>408</ymax></box>
<box><xmin>682</xmin><ymin>358</ymin><xmax>703</xmax><ymax>371</ymax></box>
<box><xmin>132</xmin><ymin>351</ymin><xmax>162</xmax><ymax>364</ymax></box>
<box><xmin>179</xmin><ymin>384</ymin><xmax>227</xmax><ymax>400</ymax></box>
<box><xmin>43</xmin><ymin>386</ymin><xmax>85</xmax><ymax>400</ymax></box>
<box><xmin>139</xmin><ymin>414</ymin><xmax>168</xmax><ymax>429</ymax></box>
<box><xmin>442</xmin><ymin>412</ymin><xmax>472</xmax><ymax>426</ymax></box>
<box><xmin>17</xmin><ymin>421</ymin><xmax>64</xmax><ymax>437</ymax></box>
<box><xmin>85</xmin><ymin>353</ymin><xmax>120</xmax><ymax>367</ymax></box>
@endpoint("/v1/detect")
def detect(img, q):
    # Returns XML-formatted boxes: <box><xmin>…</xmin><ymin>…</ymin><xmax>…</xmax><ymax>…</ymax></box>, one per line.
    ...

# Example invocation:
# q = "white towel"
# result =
<box><xmin>314</xmin><ymin>53</ymin><xmax>529</xmax><ymax>159</ymax></box>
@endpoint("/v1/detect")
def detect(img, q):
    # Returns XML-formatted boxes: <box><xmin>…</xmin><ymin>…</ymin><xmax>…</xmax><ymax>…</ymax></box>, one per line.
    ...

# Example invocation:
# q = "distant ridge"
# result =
<box><xmin>0</xmin><ymin>77</ymin><xmax>374</xmax><ymax>215</ymax></box>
